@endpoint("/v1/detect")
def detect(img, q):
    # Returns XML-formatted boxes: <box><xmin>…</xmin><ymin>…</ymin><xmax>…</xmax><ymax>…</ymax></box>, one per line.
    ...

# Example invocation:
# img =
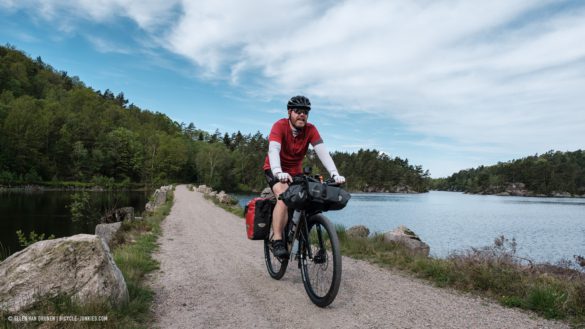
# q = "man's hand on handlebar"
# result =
<box><xmin>332</xmin><ymin>174</ymin><xmax>346</xmax><ymax>184</ymax></box>
<box><xmin>276</xmin><ymin>172</ymin><xmax>293</xmax><ymax>183</ymax></box>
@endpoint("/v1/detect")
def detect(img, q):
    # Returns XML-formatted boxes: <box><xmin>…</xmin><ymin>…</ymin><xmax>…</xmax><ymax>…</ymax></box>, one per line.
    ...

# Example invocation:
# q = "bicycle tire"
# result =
<box><xmin>300</xmin><ymin>213</ymin><xmax>342</xmax><ymax>307</ymax></box>
<box><xmin>264</xmin><ymin>226</ymin><xmax>288</xmax><ymax>280</ymax></box>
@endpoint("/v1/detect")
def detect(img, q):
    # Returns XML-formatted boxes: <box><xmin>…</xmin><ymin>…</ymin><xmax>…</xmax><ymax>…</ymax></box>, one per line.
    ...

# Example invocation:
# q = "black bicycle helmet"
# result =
<box><xmin>287</xmin><ymin>95</ymin><xmax>311</xmax><ymax>110</ymax></box>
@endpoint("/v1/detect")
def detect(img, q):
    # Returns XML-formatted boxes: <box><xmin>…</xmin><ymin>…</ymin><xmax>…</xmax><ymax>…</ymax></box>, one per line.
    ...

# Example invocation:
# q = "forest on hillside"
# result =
<box><xmin>433</xmin><ymin>150</ymin><xmax>585</xmax><ymax>196</ymax></box>
<box><xmin>0</xmin><ymin>45</ymin><xmax>430</xmax><ymax>192</ymax></box>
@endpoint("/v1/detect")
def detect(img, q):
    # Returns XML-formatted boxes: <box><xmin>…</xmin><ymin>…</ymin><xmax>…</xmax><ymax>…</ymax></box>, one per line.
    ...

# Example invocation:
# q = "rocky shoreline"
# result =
<box><xmin>460</xmin><ymin>183</ymin><xmax>585</xmax><ymax>198</ymax></box>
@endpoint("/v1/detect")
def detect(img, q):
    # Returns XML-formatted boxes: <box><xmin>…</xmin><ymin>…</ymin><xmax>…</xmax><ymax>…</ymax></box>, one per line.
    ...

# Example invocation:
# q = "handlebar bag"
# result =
<box><xmin>244</xmin><ymin>197</ymin><xmax>275</xmax><ymax>240</ymax></box>
<box><xmin>322</xmin><ymin>185</ymin><xmax>351</xmax><ymax>210</ymax></box>
<box><xmin>307</xmin><ymin>181</ymin><xmax>351</xmax><ymax>210</ymax></box>
<box><xmin>281</xmin><ymin>183</ymin><xmax>309</xmax><ymax>209</ymax></box>
<box><xmin>284</xmin><ymin>180</ymin><xmax>351</xmax><ymax>211</ymax></box>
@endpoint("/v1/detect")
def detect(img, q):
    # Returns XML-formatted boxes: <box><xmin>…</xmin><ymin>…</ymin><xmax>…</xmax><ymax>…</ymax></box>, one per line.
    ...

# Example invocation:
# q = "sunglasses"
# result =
<box><xmin>292</xmin><ymin>108</ymin><xmax>309</xmax><ymax>115</ymax></box>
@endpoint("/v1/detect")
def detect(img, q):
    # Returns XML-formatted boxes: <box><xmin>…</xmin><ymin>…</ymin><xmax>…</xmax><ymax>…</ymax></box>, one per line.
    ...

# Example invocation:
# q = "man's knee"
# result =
<box><xmin>272</xmin><ymin>182</ymin><xmax>289</xmax><ymax>196</ymax></box>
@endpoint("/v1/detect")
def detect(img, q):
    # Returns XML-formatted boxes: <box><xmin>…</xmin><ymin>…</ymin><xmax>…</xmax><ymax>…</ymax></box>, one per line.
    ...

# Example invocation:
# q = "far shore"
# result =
<box><xmin>0</xmin><ymin>183</ymin><xmax>150</xmax><ymax>192</ymax></box>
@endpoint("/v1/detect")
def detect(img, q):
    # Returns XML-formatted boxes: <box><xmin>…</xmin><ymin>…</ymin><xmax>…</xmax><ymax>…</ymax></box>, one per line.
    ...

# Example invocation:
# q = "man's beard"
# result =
<box><xmin>289</xmin><ymin>115</ymin><xmax>306</xmax><ymax>130</ymax></box>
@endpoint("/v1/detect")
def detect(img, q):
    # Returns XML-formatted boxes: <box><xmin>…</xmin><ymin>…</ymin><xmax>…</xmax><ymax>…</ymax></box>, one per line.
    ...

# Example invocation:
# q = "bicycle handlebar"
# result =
<box><xmin>292</xmin><ymin>174</ymin><xmax>343</xmax><ymax>187</ymax></box>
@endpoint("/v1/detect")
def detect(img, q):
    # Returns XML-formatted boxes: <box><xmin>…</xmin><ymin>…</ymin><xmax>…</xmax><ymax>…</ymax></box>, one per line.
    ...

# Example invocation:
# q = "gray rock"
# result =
<box><xmin>260</xmin><ymin>187</ymin><xmax>275</xmax><ymax>199</ymax></box>
<box><xmin>96</xmin><ymin>222</ymin><xmax>123</xmax><ymax>246</ymax></box>
<box><xmin>383</xmin><ymin>225</ymin><xmax>430</xmax><ymax>256</ymax></box>
<box><xmin>347</xmin><ymin>225</ymin><xmax>370</xmax><ymax>238</ymax></box>
<box><xmin>217</xmin><ymin>191</ymin><xmax>231</xmax><ymax>204</ymax></box>
<box><xmin>197</xmin><ymin>185</ymin><xmax>212</xmax><ymax>194</ymax></box>
<box><xmin>146</xmin><ymin>185</ymin><xmax>172</xmax><ymax>212</ymax></box>
<box><xmin>0</xmin><ymin>234</ymin><xmax>128</xmax><ymax>313</ymax></box>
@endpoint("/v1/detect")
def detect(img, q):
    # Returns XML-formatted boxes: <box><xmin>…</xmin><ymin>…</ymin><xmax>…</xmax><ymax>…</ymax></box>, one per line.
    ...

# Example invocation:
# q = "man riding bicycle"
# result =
<box><xmin>263</xmin><ymin>95</ymin><xmax>346</xmax><ymax>258</ymax></box>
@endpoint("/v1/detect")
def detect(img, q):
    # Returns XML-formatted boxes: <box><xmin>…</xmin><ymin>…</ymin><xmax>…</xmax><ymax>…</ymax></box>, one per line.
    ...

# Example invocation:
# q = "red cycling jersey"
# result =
<box><xmin>263</xmin><ymin>118</ymin><xmax>323</xmax><ymax>176</ymax></box>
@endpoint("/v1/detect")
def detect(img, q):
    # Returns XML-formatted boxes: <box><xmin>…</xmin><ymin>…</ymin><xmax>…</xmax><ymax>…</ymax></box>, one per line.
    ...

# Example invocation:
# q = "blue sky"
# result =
<box><xmin>1</xmin><ymin>0</ymin><xmax>584</xmax><ymax>178</ymax></box>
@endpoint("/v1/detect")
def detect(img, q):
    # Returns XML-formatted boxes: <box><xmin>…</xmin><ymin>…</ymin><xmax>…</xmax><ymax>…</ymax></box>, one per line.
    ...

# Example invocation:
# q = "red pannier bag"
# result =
<box><xmin>244</xmin><ymin>197</ymin><xmax>274</xmax><ymax>240</ymax></box>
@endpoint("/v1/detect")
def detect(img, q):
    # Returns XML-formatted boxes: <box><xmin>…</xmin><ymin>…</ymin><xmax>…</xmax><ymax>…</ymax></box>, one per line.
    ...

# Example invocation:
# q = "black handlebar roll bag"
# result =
<box><xmin>281</xmin><ymin>183</ymin><xmax>309</xmax><ymax>209</ymax></box>
<box><xmin>282</xmin><ymin>180</ymin><xmax>351</xmax><ymax>210</ymax></box>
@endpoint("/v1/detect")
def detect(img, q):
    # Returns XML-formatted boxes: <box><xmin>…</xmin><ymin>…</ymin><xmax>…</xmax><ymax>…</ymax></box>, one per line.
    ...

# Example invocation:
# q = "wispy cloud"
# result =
<box><xmin>0</xmin><ymin>0</ymin><xmax>181</xmax><ymax>30</ymax></box>
<box><xmin>3</xmin><ymin>0</ymin><xmax>584</xmax><ymax>176</ymax></box>
<box><xmin>86</xmin><ymin>35</ymin><xmax>132</xmax><ymax>54</ymax></box>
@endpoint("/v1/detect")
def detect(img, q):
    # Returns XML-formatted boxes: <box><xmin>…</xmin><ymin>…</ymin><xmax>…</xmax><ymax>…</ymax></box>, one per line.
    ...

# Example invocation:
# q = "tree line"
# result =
<box><xmin>0</xmin><ymin>45</ymin><xmax>430</xmax><ymax>192</ymax></box>
<box><xmin>432</xmin><ymin>150</ymin><xmax>585</xmax><ymax>196</ymax></box>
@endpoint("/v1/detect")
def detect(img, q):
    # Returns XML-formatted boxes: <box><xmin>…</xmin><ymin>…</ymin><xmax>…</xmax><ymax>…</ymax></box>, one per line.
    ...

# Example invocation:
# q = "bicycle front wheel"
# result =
<box><xmin>300</xmin><ymin>214</ymin><xmax>342</xmax><ymax>307</ymax></box>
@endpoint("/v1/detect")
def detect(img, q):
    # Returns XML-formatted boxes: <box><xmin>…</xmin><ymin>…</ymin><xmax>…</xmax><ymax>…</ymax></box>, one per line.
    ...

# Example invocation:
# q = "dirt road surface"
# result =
<box><xmin>149</xmin><ymin>185</ymin><xmax>568</xmax><ymax>328</ymax></box>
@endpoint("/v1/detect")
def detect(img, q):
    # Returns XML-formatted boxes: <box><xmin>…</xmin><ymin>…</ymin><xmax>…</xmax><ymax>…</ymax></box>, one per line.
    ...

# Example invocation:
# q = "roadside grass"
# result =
<box><xmin>0</xmin><ymin>191</ymin><xmax>174</xmax><ymax>329</ymax></box>
<box><xmin>202</xmin><ymin>193</ymin><xmax>244</xmax><ymax>218</ymax></box>
<box><xmin>336</xmin><ymin>225</ymin><xmax>585</xmax><ymax>327</ymax></box>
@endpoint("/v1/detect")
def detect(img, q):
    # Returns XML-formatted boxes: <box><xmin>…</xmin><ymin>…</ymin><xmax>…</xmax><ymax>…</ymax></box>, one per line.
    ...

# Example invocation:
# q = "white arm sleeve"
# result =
<box><xmin>313</xmin><ymin>143</ymin><xmax>339</xmax><ymax>177</ymax></box>
<box><xmin>268</xmin><ymin>141</ymin><xmax>283</xmax><ymax>175</ymax></box>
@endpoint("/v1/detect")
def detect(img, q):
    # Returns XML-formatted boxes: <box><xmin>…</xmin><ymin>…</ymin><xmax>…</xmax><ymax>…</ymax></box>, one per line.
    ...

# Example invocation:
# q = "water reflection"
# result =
<box><xmin>0</xmin><ymin>191</ymin><xmax>149</xmax><ymax>256</ymax></box>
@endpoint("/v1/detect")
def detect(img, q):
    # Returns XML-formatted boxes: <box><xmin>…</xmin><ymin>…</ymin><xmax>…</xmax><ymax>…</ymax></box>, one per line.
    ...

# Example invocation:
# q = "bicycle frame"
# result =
<box><xmin>287</xmin><ymin>209</ymin><xmax>305</xmax><ymax>260</ymax></box>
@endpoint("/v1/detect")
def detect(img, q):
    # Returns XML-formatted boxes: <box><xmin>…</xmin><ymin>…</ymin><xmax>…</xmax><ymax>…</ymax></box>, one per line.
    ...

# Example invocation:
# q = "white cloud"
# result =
<box><xmin>1</xmin><ymin>0</ymin><xmax>180</xmax><ymax>30</ymax></box>
<box><xmin>4</xmin><ymin>0</ymin><xmax>585</xmax><ymax>174</ymax></box>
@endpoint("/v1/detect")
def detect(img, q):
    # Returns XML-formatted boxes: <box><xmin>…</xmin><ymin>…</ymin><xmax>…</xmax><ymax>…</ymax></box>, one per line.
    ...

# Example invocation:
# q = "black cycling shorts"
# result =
<box><xmin>264</xmin><ymin>170</ymin><xmax>279</xmax><ymax>190</ymax></box>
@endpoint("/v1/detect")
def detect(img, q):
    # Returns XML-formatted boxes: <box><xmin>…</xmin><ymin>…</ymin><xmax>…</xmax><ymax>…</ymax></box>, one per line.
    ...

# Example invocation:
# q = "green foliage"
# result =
<box><xmin>15</xmin><ymin>229</ymin><xmax>55</xmax><ymax>247</ymax></box>
<box><xmin>526</xmin><ymin>284</ymin><xmax>567</xmax><ymax>319</ymax></box>
<box><xmin>305</xmin><ymin>148</ymin><xmax>431</xmax><ymax>192</ymax></box>
<box><xmin>68</xmin><ymin>191</ymin><xmax>92</xmax><ymax>222</ymax></box>
<box><xmin>0</xmin><ymin>45</ymin><xmax>430</xmax><ymax>193</ymax></box>
<box><xmin>433</xmin><ymin>150</ymin><xmax>585</xmax><ymax>196</ymax></box>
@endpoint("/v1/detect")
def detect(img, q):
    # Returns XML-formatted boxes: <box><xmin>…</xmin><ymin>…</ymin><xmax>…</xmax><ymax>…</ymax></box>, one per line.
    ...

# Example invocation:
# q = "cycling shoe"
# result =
<box><xmin>272</xmin><ymin>240</ymin><xmax>288</xmax><ymax>259</ymax></box>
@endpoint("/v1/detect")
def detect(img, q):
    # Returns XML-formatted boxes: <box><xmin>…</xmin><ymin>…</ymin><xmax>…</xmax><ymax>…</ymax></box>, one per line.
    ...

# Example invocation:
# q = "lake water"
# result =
<box><xmin>0</xmin><ymin>191</ymin><xmax>149</xmax><ymax>256</ymax></box>
<box><xmin>237</xmin><ymin>191</ymin><xmax>585</xmax><ymax>264</ymax></box>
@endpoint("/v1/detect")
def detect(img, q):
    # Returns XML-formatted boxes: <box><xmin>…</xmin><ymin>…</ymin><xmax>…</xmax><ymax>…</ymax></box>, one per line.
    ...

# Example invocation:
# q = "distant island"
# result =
<box><xmin>432</xmin><ymin>150</ymin><xmax>585</xmax><ymax>197</ymax></box>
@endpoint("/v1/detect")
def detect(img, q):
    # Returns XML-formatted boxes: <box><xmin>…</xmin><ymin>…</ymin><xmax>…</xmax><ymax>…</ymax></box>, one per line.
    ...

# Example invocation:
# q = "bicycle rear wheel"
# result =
<box><xmin>300</xmin><ymin>214</ymin><xmax>342</xmax><ymax>307</ymax></box>
<box><xmin>264</xmin><ymin>226</ymin><xmax>288</xmax><ymax>280</ymax></box>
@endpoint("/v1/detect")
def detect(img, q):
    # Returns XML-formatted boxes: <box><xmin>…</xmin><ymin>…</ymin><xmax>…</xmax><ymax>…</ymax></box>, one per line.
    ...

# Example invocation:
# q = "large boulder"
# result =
<box><xmin>95</xmin><ymin>222</ymin><xmax>123</xmax><ymax>246</ymax></box>
<box><xmin>383</xmin><ymin>225</ymin><xmax>430</xmax><ymax>256</ymax></box>
<box><xmin>145</xmin><ymin>185</ymin><xmax>172</xmax><ymax>212</ymax></box>
<box><xmin>0</xmin><ymin>234</ymin><xmax>128</xmax><ymax>313</ymax></box>
<box><xmin>347</xmin><ymin>225</ymin><xmax>370</xmax><ymax>238</ymax></box>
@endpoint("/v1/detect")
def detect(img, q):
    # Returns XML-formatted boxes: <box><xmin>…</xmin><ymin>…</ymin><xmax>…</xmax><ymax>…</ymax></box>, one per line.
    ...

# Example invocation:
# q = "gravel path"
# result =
<box><xmin>149</xmin><ymin>185</ymin><xmax>568</xmax><ymax>329</ymax></box>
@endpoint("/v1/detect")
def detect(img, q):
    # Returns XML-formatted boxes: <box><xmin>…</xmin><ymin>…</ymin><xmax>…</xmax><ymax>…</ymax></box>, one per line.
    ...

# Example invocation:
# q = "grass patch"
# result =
<box><xmin>0</xmin><ymin>190</ymin><xmax>174</xmax><ymax>328</ymax></box>
<box><xmin>203</xmin><ymin>193</ymin><xmax>244</xmax><ymax>218</ymax></box>
<box><xmin>336</xmin><ymin>225</ymin><xmax>585</xmax><ymax>326</ymax></box>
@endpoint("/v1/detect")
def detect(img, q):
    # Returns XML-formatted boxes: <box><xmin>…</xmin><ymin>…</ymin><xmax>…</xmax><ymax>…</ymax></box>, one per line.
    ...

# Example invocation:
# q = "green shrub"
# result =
<box><xmin>68</xmin><ymin>191</ymin><xmax>92</xmax><ymax>222</ymax></box>
<box><xmin>16</xmin><ymin>229</ymin><xmax>55</xmax><ymax>247</ymax></box>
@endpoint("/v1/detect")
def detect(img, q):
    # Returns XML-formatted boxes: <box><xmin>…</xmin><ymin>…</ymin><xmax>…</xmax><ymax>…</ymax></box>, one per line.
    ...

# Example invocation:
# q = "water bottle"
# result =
<box><xmin>292</xmin><ymin>239</ymin><xmax>299</xmax><ymax>255</ymax></box>
<box><xmin>288</xmin><ymin>210</ymin><xmax>302</xmax><ymax>242</ymax></box>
